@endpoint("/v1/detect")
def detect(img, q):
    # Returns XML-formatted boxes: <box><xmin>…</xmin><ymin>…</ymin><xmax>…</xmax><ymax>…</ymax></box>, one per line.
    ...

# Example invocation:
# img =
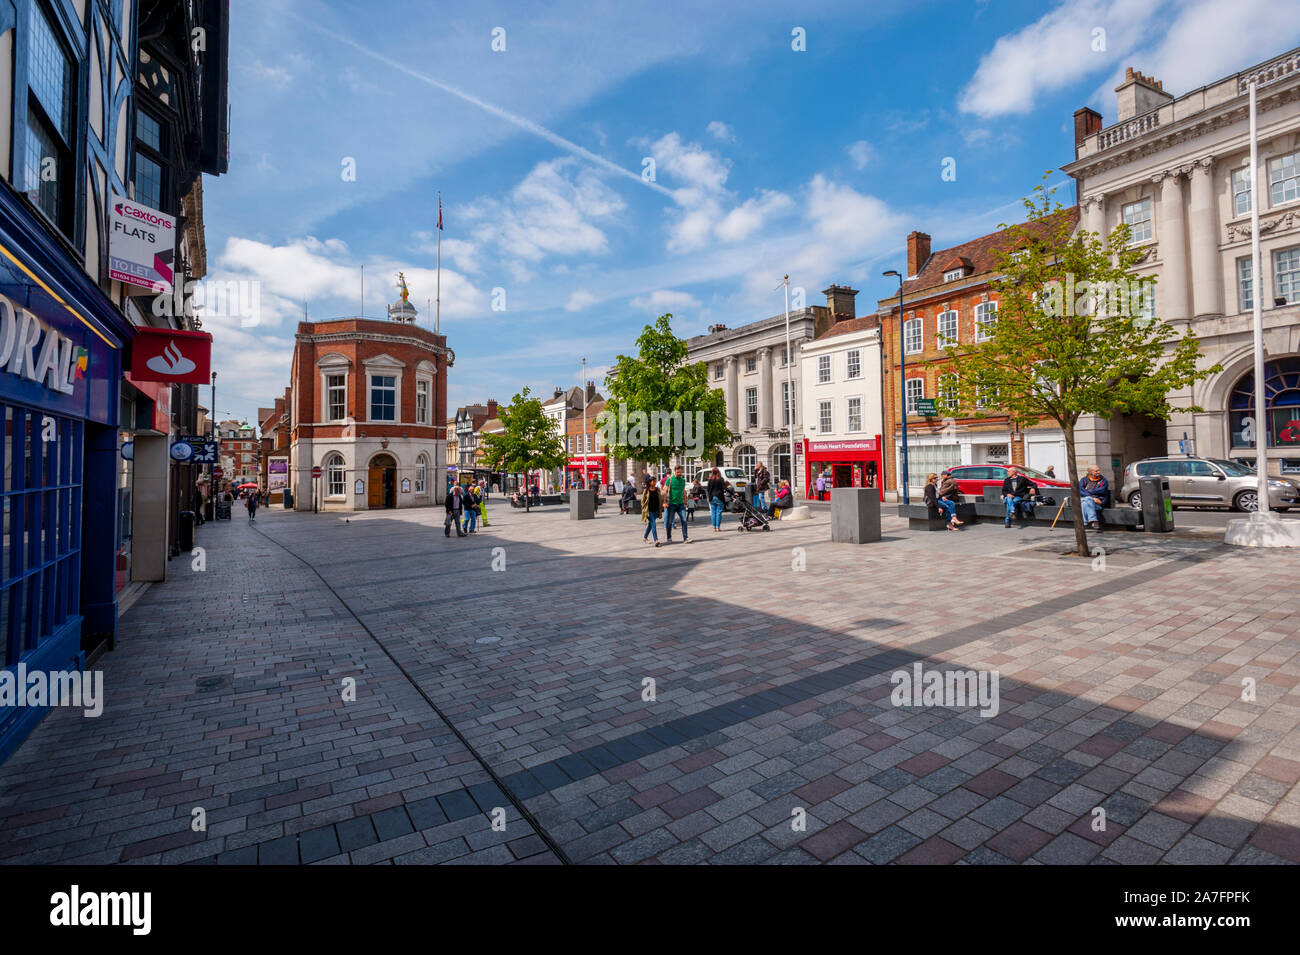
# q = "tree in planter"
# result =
<box><xmin>599</xmin><ymin>314</ymin><xmax>731</xmax><ymax>478</ymax></box>
<box><xmin>944</xmin><ymin>176</ymin><xmax>1220</xmax><ymax>556</ymax></box>
<box><xmin>478</xmin><ymin>387</ymin><xmax>566</xmax><ymax>513</ymax></box>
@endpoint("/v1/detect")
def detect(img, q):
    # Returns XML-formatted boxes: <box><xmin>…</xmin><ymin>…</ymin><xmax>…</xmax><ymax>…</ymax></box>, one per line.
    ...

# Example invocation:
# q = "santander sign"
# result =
<box><xmin>129</xmin><ymin>327</ymin><xmax>211</xmax><ymax>384</ymax></box>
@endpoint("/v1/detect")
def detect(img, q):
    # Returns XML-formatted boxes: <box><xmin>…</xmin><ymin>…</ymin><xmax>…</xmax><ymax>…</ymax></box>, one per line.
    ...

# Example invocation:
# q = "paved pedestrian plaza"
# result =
<box><xmin>2</xmin><ymin>501</ymin><xmax>1299</xmax><ymax>865</ymax></box>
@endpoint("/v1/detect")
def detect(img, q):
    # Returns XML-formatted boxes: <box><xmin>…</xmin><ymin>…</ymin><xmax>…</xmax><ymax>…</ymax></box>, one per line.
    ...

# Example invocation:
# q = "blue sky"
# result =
<box><xmin>201</xmin><ymin>0</ymin><xmax>1300</xmax><ymax>427</ymax></box>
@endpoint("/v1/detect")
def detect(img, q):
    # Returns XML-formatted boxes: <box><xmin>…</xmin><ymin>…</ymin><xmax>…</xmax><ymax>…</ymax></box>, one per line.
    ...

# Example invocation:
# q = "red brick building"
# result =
<box><xmin>877</xmin><ymin>210</ymin><xmax>1078</xmax><ymax>497</ymax></box>
<box><xmin>565</xmin><ymin>396</ymin><xmax>607</xmax><ymax>490</ymax></box>
<box><xmin>288</xmin><ymin>309</ymin><xmax>451</xmax><ymax>510</ymax></box>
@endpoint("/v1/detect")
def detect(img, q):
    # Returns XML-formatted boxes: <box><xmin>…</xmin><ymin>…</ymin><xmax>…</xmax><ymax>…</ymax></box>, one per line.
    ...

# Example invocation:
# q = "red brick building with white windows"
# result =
<box><xmin>288</xmin><ymin>304</ymin><xmax>452</xmax><ymax>510</ymax></box>
<box><xmin>877</xmin><ymin>210</ymin><xmax>1078</xmax><ymax>498</ymax></box>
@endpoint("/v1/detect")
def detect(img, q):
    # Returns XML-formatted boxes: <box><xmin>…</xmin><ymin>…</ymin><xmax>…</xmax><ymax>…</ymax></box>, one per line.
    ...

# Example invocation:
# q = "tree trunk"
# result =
<box><xmin>1063</xmin><ymin>420</ymin><xmax>1089</xmax><ymax>557</ymax></box>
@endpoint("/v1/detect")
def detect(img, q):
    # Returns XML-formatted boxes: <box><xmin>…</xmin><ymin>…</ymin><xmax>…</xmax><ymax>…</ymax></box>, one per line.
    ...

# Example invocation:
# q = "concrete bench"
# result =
<box><xmin>897</xmin><ymin>502</ymin><xmax>980</xmax><ymax>531</ymax></box>
<box><xmin>970</xmin><ymin>496</ymin><xmax>1141</xmax><ymax>530</ymax></box>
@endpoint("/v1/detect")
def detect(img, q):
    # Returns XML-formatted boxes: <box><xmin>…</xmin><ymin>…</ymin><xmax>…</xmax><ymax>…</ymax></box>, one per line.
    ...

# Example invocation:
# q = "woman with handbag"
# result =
<box><xmin>641</xmin><ymin>477</ymin><xmax>662</xmax><ymax>547</ymax></box>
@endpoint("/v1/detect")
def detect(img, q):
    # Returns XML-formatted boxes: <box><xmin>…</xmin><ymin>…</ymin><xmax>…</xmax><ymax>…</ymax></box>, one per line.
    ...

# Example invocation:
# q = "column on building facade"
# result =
<box><xmin>1157</xmin><ymin>169</ymin><xmax>1191</xmax><ymax>322</ymax></box>
<box><xmin>1188</xmin><ymin>158</ymin><xmax>1221</xmax><ymax>318</ymax></box>
<box><xmin>724</xmin><ymin>355</ymin><xmax>739</xmax><ymax>433</ymax></box>
<box><xmin>757</xmin><ymin>347</ymin><xmax>773</xmax><ymax>431</ymax></box>
<box><xmin>1082</xmin><ymin>193</ymin><xmax>1105</xmax><ymax>239</ymax></box>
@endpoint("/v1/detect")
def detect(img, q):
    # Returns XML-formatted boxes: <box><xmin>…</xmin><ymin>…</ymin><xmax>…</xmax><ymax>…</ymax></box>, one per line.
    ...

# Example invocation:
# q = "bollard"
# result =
<box><xmin>831</xmin><ymin>488</ymin><xmax>882</xmax><ymax>543</ymax></box>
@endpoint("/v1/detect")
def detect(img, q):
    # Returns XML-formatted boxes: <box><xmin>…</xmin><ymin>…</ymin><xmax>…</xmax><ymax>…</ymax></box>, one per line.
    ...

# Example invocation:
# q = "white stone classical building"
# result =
<box><xmin>1063</xmin><ymin>49</ymin><xmax>1300</xmax><ymax>483</ymax></box>
<box><xmin>683</xmin><ymin>287</ymin><xmax>855</xmax><ymax>482</ymax></box>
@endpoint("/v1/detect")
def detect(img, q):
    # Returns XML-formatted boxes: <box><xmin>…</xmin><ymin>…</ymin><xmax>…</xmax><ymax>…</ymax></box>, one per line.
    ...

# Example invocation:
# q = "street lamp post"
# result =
<box><xmin>883</xmin><ymin>270</ymin><xmax>909</xmax><ymax>505</ymax></box>
<box><xmin>783</xmin><ymin>275</ymin><xmax>797</xmax><ymax>496</ymax></box>
<box><xmin>582</xmin><ymin>357</ymin><xmax>589</xmax><ymax>492</ymax></box>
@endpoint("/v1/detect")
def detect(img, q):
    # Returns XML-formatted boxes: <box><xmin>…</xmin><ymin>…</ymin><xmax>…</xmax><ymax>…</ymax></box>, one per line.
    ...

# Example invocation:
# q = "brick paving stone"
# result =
<box><xmin>3</xmin><ymin>506</ymin><xmax>1298</xmax><ymax>865</ymax></box>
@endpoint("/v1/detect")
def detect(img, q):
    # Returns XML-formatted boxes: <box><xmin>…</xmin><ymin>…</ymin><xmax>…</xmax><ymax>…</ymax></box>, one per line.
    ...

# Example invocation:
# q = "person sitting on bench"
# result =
<box><xmin>1079</xmin><ymin>466</ymin><xmax>1111</xmax><ymax>529</ymax></box>
<box><xmin>767</xmin><ymin>480</ymin><xmax>794</xmax><ymax>517</ymax></box>
<box><xmin>924</xmin><ymin>473</ymin><xmax>962</xmax><ymax>530</ymax></box>
<box><xmin>1001</xmin><ymin>466</ymin><xmax>1038</xmax><ymax>527</ymax></box>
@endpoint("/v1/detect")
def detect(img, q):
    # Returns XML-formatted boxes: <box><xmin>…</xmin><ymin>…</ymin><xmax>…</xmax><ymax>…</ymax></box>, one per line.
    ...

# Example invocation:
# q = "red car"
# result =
<box><xmin>944</xmin><ymin>464</ymin><xmax>1072</xmax><ymax>497</ymax></box>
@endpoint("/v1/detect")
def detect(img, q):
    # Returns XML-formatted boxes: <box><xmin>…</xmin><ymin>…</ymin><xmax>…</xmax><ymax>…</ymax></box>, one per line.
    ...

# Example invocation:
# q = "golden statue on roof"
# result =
<box><xmin>395</xmin><ymin>271</ymin><xmax>410</xmax><ymax>304</ymax></box>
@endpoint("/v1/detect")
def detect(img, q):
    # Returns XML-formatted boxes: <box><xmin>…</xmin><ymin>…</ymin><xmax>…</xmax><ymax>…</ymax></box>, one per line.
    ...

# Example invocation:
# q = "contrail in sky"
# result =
<box><xmin>287</xmin><ymin>11</ymin><xmax>676</xmax><ymax>198</ymax></box>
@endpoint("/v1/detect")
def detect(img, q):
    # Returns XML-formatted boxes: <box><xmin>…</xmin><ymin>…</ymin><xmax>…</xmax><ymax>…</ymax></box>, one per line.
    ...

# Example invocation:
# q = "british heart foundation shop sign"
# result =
<box><xmin>128</xmin><ymin>327</ymin><xmax>212</xmax><ymax>384</ymax></box>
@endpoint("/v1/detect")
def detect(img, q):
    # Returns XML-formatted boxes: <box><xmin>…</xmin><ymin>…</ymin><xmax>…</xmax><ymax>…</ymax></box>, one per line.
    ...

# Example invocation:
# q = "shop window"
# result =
<box><xmin>1</xmin><ymin>407</ymin><xmax>82</xmax><ymax>675</ymax></box>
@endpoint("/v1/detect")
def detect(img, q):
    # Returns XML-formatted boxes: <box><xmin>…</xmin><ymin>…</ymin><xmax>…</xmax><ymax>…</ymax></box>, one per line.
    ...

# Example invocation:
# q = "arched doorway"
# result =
<box><xmin>368</xmin><ymin>453</ymin><xmax>397</xmax><ymax>509</ymax></box>
<box><xmin>770</xmin><ymin>444</ymin><xmax>790</xmax><ymax>484</ymax></box>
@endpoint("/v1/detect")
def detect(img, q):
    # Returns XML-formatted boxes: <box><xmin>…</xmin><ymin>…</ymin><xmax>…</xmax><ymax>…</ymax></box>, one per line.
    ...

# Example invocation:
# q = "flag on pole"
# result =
<box><xmin>437</xmin><ymin>194</ymin><xmax>443</xmax><ymax>231</ymax></box>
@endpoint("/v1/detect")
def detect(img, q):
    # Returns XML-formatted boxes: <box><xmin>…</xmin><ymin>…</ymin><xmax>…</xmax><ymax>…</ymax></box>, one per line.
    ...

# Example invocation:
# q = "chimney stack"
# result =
<box><xmin>553</xmin><ymin>386</ymin><xmax>563</xmax><ymax>399</ymax></box>
<box><xmin>1073</xmin><ymin>107</ymin><xmax>1102</xmax><ymax>146</ymax></box>
<box><xmin>822</xmin><ymin>285</ymin><xmax>859</xmax><ymax>324</ymax></box>
<box><xmin>586</xmin><ymin>381</ymin><xmax>596</xmax><ymax>404</ymax></box>
<box><xmin>487</xmin><ymin>399</ymin><xmax>498</xmax><ymax>417</ymax></box>
<box><xmin>906</xmin><ymin>231</ymin><xmax>931</xmax><ymax>279</ymax></box>
<box><xmin>1115</xmin><ymin>66</ymin><xmax>1172</xmax><ymax>122</ymax></box>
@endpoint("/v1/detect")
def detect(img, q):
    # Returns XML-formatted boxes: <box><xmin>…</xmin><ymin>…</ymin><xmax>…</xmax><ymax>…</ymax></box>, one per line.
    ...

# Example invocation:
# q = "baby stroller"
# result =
<box><xmin>736</xmin><ymin>498</ymin><xmax>771</xmax><ymax>532</ymax></box>
<box><xmin>725</xmin><ymin>487</ymin><xmax>747</xmax><ymax>514</ymax></box>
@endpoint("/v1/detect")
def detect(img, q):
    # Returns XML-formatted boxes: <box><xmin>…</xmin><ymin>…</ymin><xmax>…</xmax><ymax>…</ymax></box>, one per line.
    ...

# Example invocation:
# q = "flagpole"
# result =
<box><xmin>436</xmin><ymin>192</ymin><xmax>442</xmax><ymax>336</ymax></box>
<box><xmin>360</xmin><ymin>265</ymin><xmax>364</xmax><ymax>319</ymax></box>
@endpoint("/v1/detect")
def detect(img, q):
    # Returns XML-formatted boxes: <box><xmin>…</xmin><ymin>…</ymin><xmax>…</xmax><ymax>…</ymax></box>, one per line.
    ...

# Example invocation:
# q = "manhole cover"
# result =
<box><xmin>475</xmin><ymin>636</ymin><xmax>501</xmax><ymax>644</ymax></box>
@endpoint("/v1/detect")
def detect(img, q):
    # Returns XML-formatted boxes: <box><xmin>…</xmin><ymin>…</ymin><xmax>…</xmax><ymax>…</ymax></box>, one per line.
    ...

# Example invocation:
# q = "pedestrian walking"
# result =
<box><xmin>641</xmin><ymin>477</ymin><xmax>662</xmax><ymax>546</ymax></box>
<box><xmin>814</xmin><ymin>471</ymin><xmax>827</xmax><ymax>501</ymax></box>
<box><xmin>478</xmin><ymin>481</ymin><xmax>490</xmax><ymax>527</ymax></box>
<box><xmin>620</xmin><ymin>482</ymin><xmax>637</xmax><ymax>514</ymax></box>
<box><xmin>463</xmin><ymin>483</ymin><xmax>480</xmax><ymax>533</ymax></box>
<box><xmin>445</xmin><ymin>484</ymin><xmax>467</xmax><ymax>537</ymax></box>
<box><xmin>246</xmin><ymin>492</ymin><xmax>258</xmax><ymax>523</ymax></box>
<box><xmin>706</xmin><ymin>466</ymin><xmax>728</xmax><ymax>532</ymax></box>
<box><xmin>664</xmin><ymin>465</ymin><xmax>692</xmax><ymax>544</ymax></box>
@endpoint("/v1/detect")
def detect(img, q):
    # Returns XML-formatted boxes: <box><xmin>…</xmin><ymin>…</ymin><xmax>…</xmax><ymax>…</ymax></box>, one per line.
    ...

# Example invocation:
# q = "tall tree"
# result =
<box><xmin>477</xmin><ymin>387</ymin><xmax>566</xmax><ymax>513</ymax></box>
<box><xmin>944</xmin><ymin>175</ymin><xmax>1220</xmax><ymax>556</ymax></box>
<box><xmin>600</xmin><ymin>314</ymin><xmax>730</xmax><ymax>472</ymax></box>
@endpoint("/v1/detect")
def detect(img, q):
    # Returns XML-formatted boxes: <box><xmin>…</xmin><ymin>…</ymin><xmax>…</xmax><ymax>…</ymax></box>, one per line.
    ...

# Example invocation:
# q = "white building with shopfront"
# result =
<box><xmin>683</xmin><ymin>287</ymin><xmax>858</xmax><ymax>482</ymax></box>
<box><xmin>1063</xmin><ymin>49</ymin><xmax>1300</xmax><ymax>483</ymax></box>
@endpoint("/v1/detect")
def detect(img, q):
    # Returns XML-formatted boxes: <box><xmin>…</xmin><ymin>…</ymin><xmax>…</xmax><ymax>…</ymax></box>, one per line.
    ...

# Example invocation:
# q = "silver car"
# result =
<box><xmin>1120</xmin><ymin>456</ymin><xmax>1300</xmax><ymax>512</ymax></box>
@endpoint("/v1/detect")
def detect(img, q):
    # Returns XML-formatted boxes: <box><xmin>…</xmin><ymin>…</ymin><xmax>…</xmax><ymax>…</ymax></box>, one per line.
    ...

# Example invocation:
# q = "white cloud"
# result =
<box><xmin>565</xmin><ymin>289</ymin><xmax>599</xmax><ymax>311</ymax></box>
<box><xmin>644</xmin><ymin>132</ymin><xmax>792</xmax><ymax>253</ymax></box>
<box><xmin>706</xmin><ymin>120</ymin><xmax>737</xmax><ymax>143</ymax></box>
<box><xmin>716</xmin><ymin>191</ymin><xmax>794</xmax><ymax>243</ymax></box>
<box><xmin>462</xmin><ymin>158</ymin><xmax>626</xmax><ymax>272</ymax></box>
<box><xmin>957</xmin><ymin>0</ymin><xmax>1162</xmax><ymax>118</ymax></box>
<box><xmin>244</xmin><ymin>59</ymin><xmax>293</xmax><ymax>87</ymax></box>
<box><xmin>629</xmin><ymin>290</ymin><xmax>700</xmax><ymax>312</ymax></box>
<box><xmin>847</xmin><ymin>140</ymin><xmax>875</xmax><ymax>169</ymax></box>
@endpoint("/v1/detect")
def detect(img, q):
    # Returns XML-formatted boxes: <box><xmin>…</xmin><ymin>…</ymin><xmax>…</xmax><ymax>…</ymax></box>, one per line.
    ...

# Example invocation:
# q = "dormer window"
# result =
<box><xmin>943</xmin><ymin>269</ymin><xmax>963</xmax><ymax>282</ymax></box>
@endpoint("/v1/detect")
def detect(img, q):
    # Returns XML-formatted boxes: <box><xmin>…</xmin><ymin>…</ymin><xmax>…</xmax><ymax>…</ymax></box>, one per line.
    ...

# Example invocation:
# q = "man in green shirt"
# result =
<box><xmin>664</xmin><ymin>464</ymin><xmax>692</xmax><ymax>543</ymax></box>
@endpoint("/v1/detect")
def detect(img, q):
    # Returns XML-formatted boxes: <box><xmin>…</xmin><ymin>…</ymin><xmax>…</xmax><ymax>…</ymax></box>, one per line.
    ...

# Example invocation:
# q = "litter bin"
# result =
<box><xmin>178</xmin><ymin>510</ymin><xmax>195</xmax><ymax>551</ymax></box>
<box><xmin>1139</xmin><ymin>475</ymin><xmax>1174</xmax><ymax>532</ymax></box>
<box><xmin>283</xmin><ymin>488</ymin><xmax>294</xmax><ymax>509</ymax></box>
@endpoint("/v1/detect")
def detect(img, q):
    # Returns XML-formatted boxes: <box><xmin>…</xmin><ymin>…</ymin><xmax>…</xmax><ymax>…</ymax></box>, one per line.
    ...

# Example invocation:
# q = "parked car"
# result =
<box><xmin>697</xmin><ymin>465</ymin><xmax>749</xmax><ymax>491</ymax></box>
<box><xmin>945</xmin><ymin>464</ymin><xmax>1071</xmax><ymax>498</ymax></box>
<box><xmin>1119</xmin><ymin>456</ymin><xmax>1299</xmax><ymax>512</ymax></box>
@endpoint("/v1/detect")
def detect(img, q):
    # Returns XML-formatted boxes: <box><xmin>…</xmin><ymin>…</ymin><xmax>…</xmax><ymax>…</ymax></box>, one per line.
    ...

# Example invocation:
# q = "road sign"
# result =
<box><xmin>311</xmin><ymin>466</ymin><xmax>322</xmax><ymax>479</ymax></box>
<box><xmin>213</xmin><ymin>467</ymin><xmax>224</xmax><ymax>479</ymax></box>
<box><xmin>916</xmin><ymin>398</ymin><xmax>937</xmax><ymax>416</ymax></box>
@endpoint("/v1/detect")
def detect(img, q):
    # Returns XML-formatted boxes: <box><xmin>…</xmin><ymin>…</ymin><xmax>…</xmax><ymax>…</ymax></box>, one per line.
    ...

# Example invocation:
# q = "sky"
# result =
<box><xmin>199</xmin><ymin>0</ymin><xmax>1300</xmax><ymax>428</ymax></box>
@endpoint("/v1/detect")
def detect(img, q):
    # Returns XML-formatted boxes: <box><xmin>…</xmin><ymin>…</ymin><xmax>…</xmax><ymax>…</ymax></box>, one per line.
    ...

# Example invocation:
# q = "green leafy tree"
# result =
<box><xmin>600</xmin><ymin>314</ymin><xmax>730</xmax><ymax>473</ymax></box>
<box><xmin>478</xmin><ymin>387</ymin><xmax>566</xmax><ymax>513</ymax></box>
<box><xmin>944</xmin><ymin>175</ymin><xmax>1220</xmax><ymax>556</ymax></box>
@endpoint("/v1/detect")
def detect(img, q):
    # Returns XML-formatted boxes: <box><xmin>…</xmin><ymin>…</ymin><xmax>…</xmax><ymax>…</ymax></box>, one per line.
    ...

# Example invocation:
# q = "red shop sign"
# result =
<box><xmin>127</xmin><ymin>327</ymin><xmax>212</xmax><ymax>384</ymax></box>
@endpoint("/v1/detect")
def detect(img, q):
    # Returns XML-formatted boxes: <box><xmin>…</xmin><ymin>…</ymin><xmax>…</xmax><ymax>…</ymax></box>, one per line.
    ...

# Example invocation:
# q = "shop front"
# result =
<box><xmin>566</xmin><ymin>456</ymin><xmax>608</xmax><ymax>491</ymax></box>
<box><xmin>0</xmin><ymin>187</ymin><xmax>134</xmax><ymax>762</ymax></box>
<box><xmin>802</xmin><ymin>437</ymin><xmax>883</xmax><ymax>501</ymax></box>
